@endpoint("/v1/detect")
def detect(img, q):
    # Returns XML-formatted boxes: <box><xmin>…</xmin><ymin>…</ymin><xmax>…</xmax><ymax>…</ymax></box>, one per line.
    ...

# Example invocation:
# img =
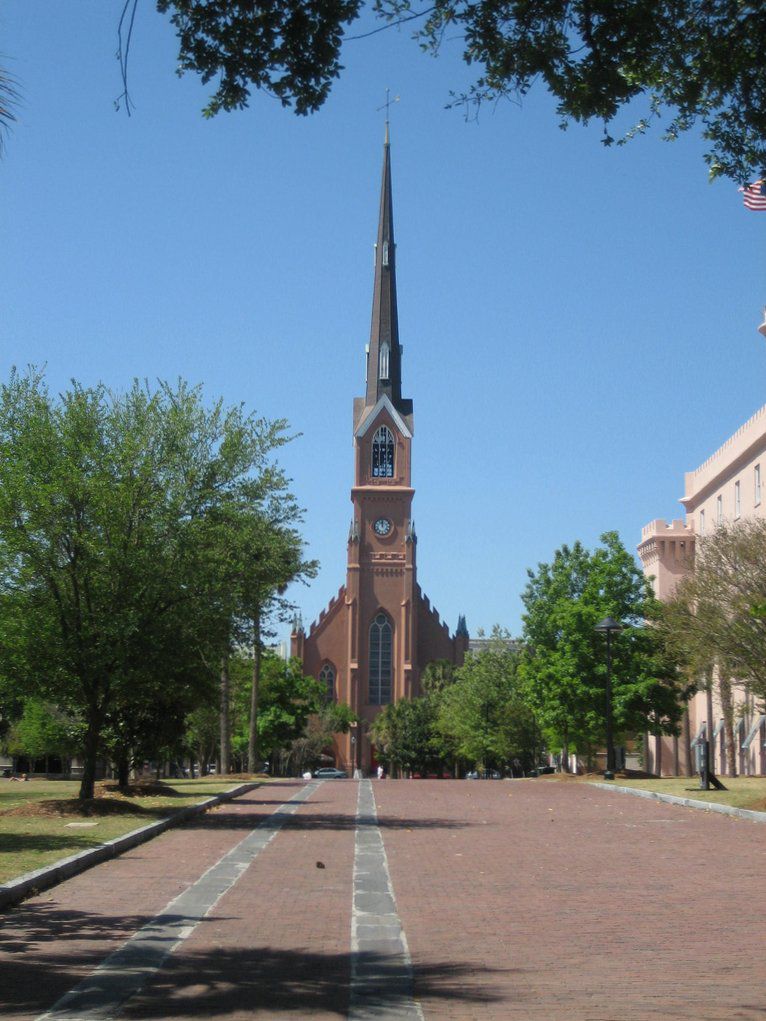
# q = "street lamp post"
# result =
<box><xmin>595</xmin><ymin>616</ymin><xmax>623</xmax><ymax>781</ymax></box>
<box><xmin>350</xmin><ymin>721</ymin><xmax>362</xmax><ymax>779</ymax></box>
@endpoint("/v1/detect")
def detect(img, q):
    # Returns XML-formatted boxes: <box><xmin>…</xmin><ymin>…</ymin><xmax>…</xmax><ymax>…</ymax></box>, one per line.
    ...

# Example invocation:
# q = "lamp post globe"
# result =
<box><xmin>595</xmin><ymin>617</ymin><xmax>623</xmax><ymax>780</ymax></box>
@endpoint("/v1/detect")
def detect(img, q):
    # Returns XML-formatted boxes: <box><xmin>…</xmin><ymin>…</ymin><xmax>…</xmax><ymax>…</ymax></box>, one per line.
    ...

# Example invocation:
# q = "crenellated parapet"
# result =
<box><xmin>637</xmin><ymin>518</ymin><xmax>695</xmax><ymax>600</ymax></box>
<box><xmin>416</xmin><ymin>585</ymin><xmax>451</xmax><ymax>635</ymax></box>
<box><xmin>308</xmin><ymin>585</ymin><xmax>347</xmax><ymax>638</ymax></box>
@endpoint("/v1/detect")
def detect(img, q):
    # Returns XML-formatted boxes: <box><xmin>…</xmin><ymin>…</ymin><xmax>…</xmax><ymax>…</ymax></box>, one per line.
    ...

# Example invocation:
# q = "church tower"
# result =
<box><xmin>292</xmin><ymin>131</ymin><xmax>468</xmax><ymax>774</ymax></box>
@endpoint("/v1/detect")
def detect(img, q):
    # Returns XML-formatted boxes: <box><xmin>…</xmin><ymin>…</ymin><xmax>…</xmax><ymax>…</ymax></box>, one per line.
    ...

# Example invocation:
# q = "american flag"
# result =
<box><xmin>741</xmin><ymin>179</ymin><xmax>766</xmax><ymax>211</ymax></box>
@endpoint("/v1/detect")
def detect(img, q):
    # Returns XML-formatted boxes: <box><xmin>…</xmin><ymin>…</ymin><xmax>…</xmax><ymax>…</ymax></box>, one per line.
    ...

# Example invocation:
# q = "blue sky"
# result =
<box><xmin>2</xmin><ymin>2</ymin><xmax>765</xmax><ymax>642</ymax></box>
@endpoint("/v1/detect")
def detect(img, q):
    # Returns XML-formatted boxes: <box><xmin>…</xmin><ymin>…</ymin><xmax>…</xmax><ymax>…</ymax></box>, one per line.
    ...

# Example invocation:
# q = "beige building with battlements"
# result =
<box><xmin>638</xmin><ymin>401</ymin><xmax>766</xmax><ymax>776</ymax></box>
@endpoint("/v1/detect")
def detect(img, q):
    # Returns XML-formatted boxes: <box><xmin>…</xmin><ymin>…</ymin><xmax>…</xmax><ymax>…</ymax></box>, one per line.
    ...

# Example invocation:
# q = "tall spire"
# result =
<box><xmin>365</xmin><ymin>129</ymin><xmax>403</xmax><ymax>409</ymax></box>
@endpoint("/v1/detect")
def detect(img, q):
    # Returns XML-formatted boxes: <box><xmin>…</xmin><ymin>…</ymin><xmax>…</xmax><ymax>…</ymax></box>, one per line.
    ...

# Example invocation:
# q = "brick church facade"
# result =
<box><xmin>291</xmin><ymin>132</ymin><xmax>468</xmax><ymax>774</ymax></box>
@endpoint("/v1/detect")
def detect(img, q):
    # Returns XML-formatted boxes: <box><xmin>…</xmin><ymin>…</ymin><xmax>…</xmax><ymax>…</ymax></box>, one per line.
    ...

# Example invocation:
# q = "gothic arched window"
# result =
<box><xmin>319</xmin><ymin>663</ymin><xmax>336</xmax><ymax>703</ymax></box>
<box><xmin>368</xmin><ymin>612</ymin><xmax>392</xmax><ymax>705</ymax></box>
<box><xmin>372</xmin><ymin>425</ymin><xmax>394</xmax><ymax>478</ymax></box>
<box><xmin>379</xmin><ymin>342</ymin><xmax>390</xmax><ymax>380</ymax></box>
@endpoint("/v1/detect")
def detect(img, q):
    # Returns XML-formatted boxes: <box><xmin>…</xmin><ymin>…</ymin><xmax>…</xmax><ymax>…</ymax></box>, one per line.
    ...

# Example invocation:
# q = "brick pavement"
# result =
<box><xmin>0</xmin><ymin>781</ymin><xmax>311</xmax><ymax>1019</ymax></box>
<box><xmin>119</xmin><ymin>778</ymin><xmax>358</xmax><ymax>1021</ymax></box>
<box><xmin>3</xmin><ymin>777</ymin><xmax>766</xmax><ymax>1020</ymax></box>
<box><xmin>374</xmin><ymin>778</ymin><xmax>766</xmax><ymax>1021</ymax></box>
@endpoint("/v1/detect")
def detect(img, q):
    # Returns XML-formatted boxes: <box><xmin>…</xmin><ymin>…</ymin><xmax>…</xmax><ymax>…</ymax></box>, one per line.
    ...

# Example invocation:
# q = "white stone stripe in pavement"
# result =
<box><xmin>36</xmin><ymin>781</ymin><xmax>322</xmax><ymax>1021</ymax></box>
<box><xmin>349</xmin><ymin>780</ymin><xmax>424</xmax><ymax>1021</ymax></box>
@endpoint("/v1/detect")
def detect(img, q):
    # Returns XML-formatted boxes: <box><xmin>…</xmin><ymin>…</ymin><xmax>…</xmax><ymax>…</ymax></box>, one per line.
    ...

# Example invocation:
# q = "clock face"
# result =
<box><xmin>373</xmin><ymin>517</ymin><xmax>392</xmax><ymax>537</ymax></box>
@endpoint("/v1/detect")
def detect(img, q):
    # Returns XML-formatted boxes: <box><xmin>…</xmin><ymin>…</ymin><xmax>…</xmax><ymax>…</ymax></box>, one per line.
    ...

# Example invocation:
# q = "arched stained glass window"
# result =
<box><xmin>368</xmin><ymin>612</ymin><xmax>392</xmax><ymax>705</ymax></box>
<box><xmin>379</xmin><ymin>342</ymin><xmax>390</xmax><ymax>380</ymax></box>
<box><xmin>372</xmin><ymin>426</ymin><xmax>394</xmax><ymax>478</ymax></box>
<box><xmin>319</xmin><ymin>663</ymin><xmax>336</xmax><ymax>703</ymax></box>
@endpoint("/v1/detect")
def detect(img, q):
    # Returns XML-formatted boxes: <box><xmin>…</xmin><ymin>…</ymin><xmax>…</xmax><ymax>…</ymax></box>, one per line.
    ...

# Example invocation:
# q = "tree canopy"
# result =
<box><xmin>371</xmin><ymin>637</ymin><xmax>537</xmax><ymax>776</ymax></box>
<box><xmin>437</xmin><ymin>630</ymin><xmax>536</xmax><ymax>770</ymax></box>
<box><xmin>661</xmin><ymin>519</ymin><xmax>766</xmax><ymax>704</ymax></box>
<box><xmin>520</xmin><ymin>531</ymin><xmax>686</xmax><ymax>765</ymax></box>
<box><xmin>140</xmin><ymin>0</ymin><xmax>766</xmax><ymax>181</ymax></box>
<box><xmin>0</xmin><ymin>369</ymin><xmax>307</xmax><ymax>797</ymax></box>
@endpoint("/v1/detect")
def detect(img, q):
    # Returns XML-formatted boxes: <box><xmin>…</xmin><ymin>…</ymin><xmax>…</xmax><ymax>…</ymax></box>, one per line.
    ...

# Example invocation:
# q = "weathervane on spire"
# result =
<box><xmin>377</xmin><ymin>88</ymin><xmax>400</xmax><ymax>141</ymax></box>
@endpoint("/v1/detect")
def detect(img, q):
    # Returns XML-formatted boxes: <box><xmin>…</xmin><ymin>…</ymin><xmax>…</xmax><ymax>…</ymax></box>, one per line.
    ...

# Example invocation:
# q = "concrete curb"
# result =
<box><xmin>589</xmin><ymin>781</ymin><xmax>766</xmax><ymax>823</ymax></box>
<box><xmin>0</xmin><ymin>782</ymin><xmax>260</xmax><ymax>912</ymax></box>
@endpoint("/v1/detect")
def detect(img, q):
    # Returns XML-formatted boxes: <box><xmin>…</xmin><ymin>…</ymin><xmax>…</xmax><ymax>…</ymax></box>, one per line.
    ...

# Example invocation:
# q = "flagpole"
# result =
<box><xmin>741</xmin><ymin>177</ymin><xmax>766</xmax><ymax>337</ymax></box>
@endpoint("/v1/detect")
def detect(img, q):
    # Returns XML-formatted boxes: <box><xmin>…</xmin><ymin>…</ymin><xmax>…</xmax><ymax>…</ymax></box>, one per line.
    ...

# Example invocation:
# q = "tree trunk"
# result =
<box><xmin>79</xmin><ymin>716</ymin><xmax>101</xmax><ymax>800</ymax></box>
<box><xmin>116</xmin><ymin>752</ymin><xmax>130</xmax><ymax>789</ymax></box>
<box><xmin>682</xmin><ymin>708</ymin><xmax>693</xmax><ymax>777</ymax></box>
<box><xmin>719</xmin><ymin>674</ymin><xmax>737</xmax><ymax>777</ymax></box>
<box><xmin>655</xmin><ymin>731</ymin><xmax>662</xmax><ymax>777</ymax></box>
<box><xmin>248</xmin><ymin>610</ymin><xmax>261</xmax><ymax>774</ymax></box>
<box><xmin>705</xmin><ymin>678</ymin><xmax>715</xmax><ymax>751</ymax></box>
<box><xmin>220</xmin><ymin>655</ymin><xmax>231</xmax><ymax>775</ymax></box>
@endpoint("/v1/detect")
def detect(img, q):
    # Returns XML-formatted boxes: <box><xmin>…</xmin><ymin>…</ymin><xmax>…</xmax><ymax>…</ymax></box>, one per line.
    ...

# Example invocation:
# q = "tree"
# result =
<box><xmin>420</xmin><ymin>659</ymin><xmax>455</xmax><ymax>695</ymax></box>
<box><xmin>371</xmin><ymin>697</ymin><xmax>438</xmax><ymax>777</ymax></box>
<box><xmin>0</xmin><ymin>66</ymin><xmax>17</xmax><ymax>153</ymax></box>
<box><xmin>521</xmin><ymin>532</ymin><xmax>686</xmax><ymax>768</ymax></box>
<box><xmin>185</xmin><ymin>701</ymin><xmax>220</xmax><ymax>777</ymax></box>
<box><xmin>144</xmin><ymin>1</ymin><xmax>766</xmax><ymax>180</ymax></box>
<box><xmin>229</xmin><ymin>652</ymin><xmax>325</xmax><ymax>771</ymax></box>
<box><xmin>285</xmin><ymin>699</ymin><xmax>356</xmax><ymax>776</ymax></box>
<box><xmin>660</xmin><ymin>519</ymin><xmax>766</xmax><ymax>773</ymax></box>
<box><xmin>8</xmin><ymin>698</ymin><xmax>82</xmax><ymax>764</ymax></box>
<box><xmin>0</xmin><ymin>369</ymin><xmax>299</xmax><ymax>799</ymax></box>
<box><xmin>437</xmin><ymin>630</ymin><xmax>536</xmax><ymax>772</ymax></box>
<box><xmin>199</xmin><ymin>481</ymin><xmax>316</xmax><ymax>774</ymax></box>
<box><xmin>155</xmin><ymin>0</ymin><xmax>362</xmax><ymax>117</ymax></box>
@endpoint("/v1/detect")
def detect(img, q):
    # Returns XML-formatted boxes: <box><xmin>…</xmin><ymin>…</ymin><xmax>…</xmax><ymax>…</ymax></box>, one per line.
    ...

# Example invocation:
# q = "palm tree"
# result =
<box><xmin>0</xmin><ymin>66</ymin><xmax>18</xmax><ymax>153</ymax></box>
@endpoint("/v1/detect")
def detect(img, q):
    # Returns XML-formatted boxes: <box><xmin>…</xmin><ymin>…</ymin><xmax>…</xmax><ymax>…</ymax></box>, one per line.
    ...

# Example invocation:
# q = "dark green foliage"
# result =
<box><xmin>378</xmin><ymin>0</ymin><xmax>766</xmax><ymax>181</ymax></box>
<box><xmin>521</xmin><ymin>531</ymin><xmax>686</xmax><ymax>762</ymax></box>
<box><xmin>371</xmin><ymin>696</ymin><xmax>440</xmax><ymax>776</ymax></box>
<box><xmin>437</xmin><ymin>630</ymin><xmax>536</xmax><ymax>770</ymax></box>
<box><xmin>156</xmin><ymin>0</ymin><xmax>363</xmax><ymax>116</ymax></box>
<box><xmin>152</xmin><ymin>0</ymin><xmax>766</xmax><ymax>180</ymax></box>
<box><xmin>0</xmin><ymin>67</ymin><xmax>18</xmax><ymax>153</ymax></box>
<box><xmin>0</xmin><ymin>368</ymin><xmax>300</xmax><ymax>797</ymax></box>
<box><xmin>229</xmin><ymin>652</ymin><xmax>325</xmax><ymax>763</ymax></box>
<box><xmin>7</xmin><ymin>698</ymin><xmax>83</xmax><ymax>760</ymax></box>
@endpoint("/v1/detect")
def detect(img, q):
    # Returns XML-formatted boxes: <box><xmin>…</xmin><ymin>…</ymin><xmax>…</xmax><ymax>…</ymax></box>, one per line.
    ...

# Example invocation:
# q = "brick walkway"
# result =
<box><xmin>375</xmin><ymin>779</ymin><xmax>766</xmax><ymax>1021</ymax></box>
<box><xmin>1</xmin><ymin>778</ymin><xmax>765</xmax><ymax>1020</ymax></box>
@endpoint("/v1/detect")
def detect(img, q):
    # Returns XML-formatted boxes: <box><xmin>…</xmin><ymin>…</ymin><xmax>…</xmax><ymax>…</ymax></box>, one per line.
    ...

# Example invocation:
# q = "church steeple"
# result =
<box><xmin>366</xmin><ymin>130</ymin><xmax>404</xmax><ymax>410</ymax></box>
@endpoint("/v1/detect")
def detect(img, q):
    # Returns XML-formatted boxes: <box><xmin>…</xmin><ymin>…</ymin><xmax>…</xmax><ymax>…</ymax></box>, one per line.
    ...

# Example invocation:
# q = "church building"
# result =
<box><xmin>291</xmin><ymin>131</ymin><xmax>468</xmax><ymax>774</ymax></box>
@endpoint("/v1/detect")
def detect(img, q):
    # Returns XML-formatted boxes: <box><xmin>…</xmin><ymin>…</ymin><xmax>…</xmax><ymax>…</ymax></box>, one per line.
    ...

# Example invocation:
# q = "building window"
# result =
<box><xmin>699</xmin><ymin>509</ymin><xmax>705</xmax><ymax>536</ymax></box>
<box><xmin>735</xmin><ymin>480</ymin><xmax>741</xmax><ymax>518</ymax></box>
<box><xmin>716</xmin><ymin>495</ymin><xmax>723</xmax><ymax>525</ymax></box>
<box><xmin>368</xmin><ymin>612</ymin><xmax>392</xmax><ymax>705</ymax></box>
<box><xmin>319</xmin><ymin>663</ymin><xmax>336</xmax><ymax>703</ymax></box>
<box><xmin>379</xmin><ymin>342</ymin><xmax>390</xmax><ymax>380</ymax></box>
<box><xmin>756</xmin><ymin>464</ymin><xmax>762</xmax><ymax>506</ymax></box>
<box><xmin>372</xmin><ymin>425</ymin><xmax>394</xmax><ymax>478</ymax></box>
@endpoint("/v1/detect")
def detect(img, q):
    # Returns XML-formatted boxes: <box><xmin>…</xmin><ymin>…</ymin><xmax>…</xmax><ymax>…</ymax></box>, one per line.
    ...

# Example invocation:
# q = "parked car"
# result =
<box><xmin>528</xmin><ymin>765</ymin><xmax>556</xmax><ymax>777</ymax></box>
<box><xmin>313</xmin><ymin>767</ymin><xmax>348</xmax><ymax>779</ymax></box>
<box><xmin>464</xmin><ymin>769</ymin><xmax>502</xmax><ymax>779</ymax></box>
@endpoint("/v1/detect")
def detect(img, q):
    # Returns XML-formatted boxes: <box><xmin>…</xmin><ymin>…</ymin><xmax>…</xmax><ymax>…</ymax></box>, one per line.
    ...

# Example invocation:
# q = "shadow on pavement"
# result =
<box><xmin>121</xmin><ymin>944</ymin><xmax>504</xmax><ymax>1018</ymax></box>
<box><xmin>184</xmin><ymin>809</ymin><xmax>469</xmax><ymax>833</ymax></box>
<box><xmin>0</xmin><ymin>905</ymin><xmax>505</xmax><ymax>1017</ymax></box>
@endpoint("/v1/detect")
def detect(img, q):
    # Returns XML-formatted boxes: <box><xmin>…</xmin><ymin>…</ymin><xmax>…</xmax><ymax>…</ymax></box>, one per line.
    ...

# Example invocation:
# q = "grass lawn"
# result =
<box><xmin>534</xmin><ymin>770</ymin><xmax>766</xmax><ymax>813</ymax></box>
<box><xmin>607</xmin><ymin>775</ymin><xmax>766</xmax><ymax>812</ymax></box>
<box><xmin>0</xmin><ymin>776</ymin><xmax>261</xmax><ymax>885</ymax></box>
